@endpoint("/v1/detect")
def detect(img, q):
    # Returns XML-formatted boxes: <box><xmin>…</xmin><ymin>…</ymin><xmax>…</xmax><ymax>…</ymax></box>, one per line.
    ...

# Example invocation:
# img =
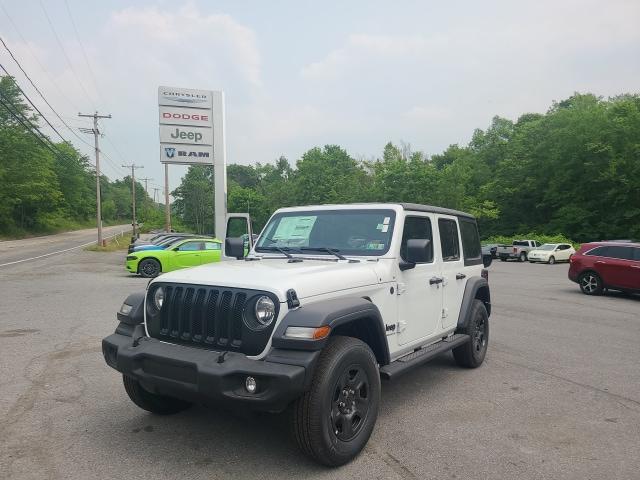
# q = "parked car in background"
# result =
<box><xmin>528</xmin><ymin>243</ymin><xmax>575</xmax><ymax>264</ymax></box>
<box><xmin>127</xmin><ymin>232</ymin><xmax>197</xmax><ymax>253</ymax></box>
<box><xmin>125</xmin><ymin>238</ymin><xmax>222</xmax><ymax>278</ymax></box>
<box><xmin>568</xmin><ymin>242</ymin><xmax>640</xmax><ymax>295</ymax></box>
<box><xmin>131</xmin><ymin>235</ymin><xmax>212</xmax><ymax>253</ymax></box>
<box><xmin>496</xmin><ymin>239</ymin><xmax>540</xmax><ymax>262</ymax></box>
<box><xmin>482</xmin><ymin>243</ymin><xmax>499</xmax><ymax>259</ymax></box>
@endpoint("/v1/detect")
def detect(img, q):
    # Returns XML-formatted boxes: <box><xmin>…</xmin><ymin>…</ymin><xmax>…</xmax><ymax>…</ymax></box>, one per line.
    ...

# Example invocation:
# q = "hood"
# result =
<box><xmin>152</xmin><ymin>257</ymin><xmax>384</xmax><ymax>302</ymax></box>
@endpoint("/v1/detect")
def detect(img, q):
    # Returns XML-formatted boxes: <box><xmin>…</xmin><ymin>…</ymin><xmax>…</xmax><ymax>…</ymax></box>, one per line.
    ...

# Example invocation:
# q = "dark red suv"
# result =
<box><xmin>569</xmin><ymin>242</ymin><xmax>640</xmax><ymax>295</ymax></box>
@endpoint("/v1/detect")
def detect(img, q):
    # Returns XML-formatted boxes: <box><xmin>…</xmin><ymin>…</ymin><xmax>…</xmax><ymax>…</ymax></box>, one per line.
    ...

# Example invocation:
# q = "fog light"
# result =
<box><xmin>245</xmin><ymin>376</ymin><xmax>257</xmax><ymax>394</ymax></box>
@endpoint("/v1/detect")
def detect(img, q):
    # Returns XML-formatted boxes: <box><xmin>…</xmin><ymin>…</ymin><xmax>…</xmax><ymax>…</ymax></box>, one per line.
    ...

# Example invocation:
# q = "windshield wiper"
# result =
<box><xmin>300</xmin><ymin>247</ymin><xmax>353</xmax><ymax>261</ymax></box>
<box><xmin>257</xmin><ymin>246</ymin><xmax>303</xmax><ymax>262</ymax></box>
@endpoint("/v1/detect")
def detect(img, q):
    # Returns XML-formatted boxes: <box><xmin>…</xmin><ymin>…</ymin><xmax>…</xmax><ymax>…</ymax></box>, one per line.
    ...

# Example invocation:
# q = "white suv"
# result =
<box><xmin>103</xmin><ymin>203</ymin><xmax>492</xmax><ymax>466</ymax></box>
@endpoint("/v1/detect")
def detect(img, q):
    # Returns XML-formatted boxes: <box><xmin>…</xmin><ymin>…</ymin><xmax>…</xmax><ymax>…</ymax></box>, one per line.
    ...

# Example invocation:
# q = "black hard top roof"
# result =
<box><xmin>399</xmin><ymin>203</ymin><xmax>475</xmax><ymax>219</ymax></box>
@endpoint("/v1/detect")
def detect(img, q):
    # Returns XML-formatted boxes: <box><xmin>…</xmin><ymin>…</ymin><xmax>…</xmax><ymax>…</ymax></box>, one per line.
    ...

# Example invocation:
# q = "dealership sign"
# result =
<box><xmin>158</xmin><ymin>86</ymin><xmax>214</xmax><ymax>165</ymax></box>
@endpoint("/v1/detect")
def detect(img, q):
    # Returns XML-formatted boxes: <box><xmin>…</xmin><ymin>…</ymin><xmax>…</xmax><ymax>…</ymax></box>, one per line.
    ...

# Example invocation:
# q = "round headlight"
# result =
<box><xmin>153</xmin><ymin>286</ymin><xmax>164</xmax><ymax>310</ymax></box>
<box><xmin>254</xmin><ymin>296</ymin><xmax>275</xmax><ymax>326</ymax></box>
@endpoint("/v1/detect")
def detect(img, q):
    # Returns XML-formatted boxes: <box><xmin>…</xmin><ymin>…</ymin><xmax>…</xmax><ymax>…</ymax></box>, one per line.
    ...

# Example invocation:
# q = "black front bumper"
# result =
<box><xmin>102</xmin><ymin>333</ymin><xmax>317</xmax><ymax>412</ymax></box>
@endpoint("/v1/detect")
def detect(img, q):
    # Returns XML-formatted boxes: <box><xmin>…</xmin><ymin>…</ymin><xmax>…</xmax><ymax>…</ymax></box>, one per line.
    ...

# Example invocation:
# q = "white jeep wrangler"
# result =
<box><xmin>103</xmin><ymin>203</ymin><xmax>492</xmax><ymax>466</ymax></box>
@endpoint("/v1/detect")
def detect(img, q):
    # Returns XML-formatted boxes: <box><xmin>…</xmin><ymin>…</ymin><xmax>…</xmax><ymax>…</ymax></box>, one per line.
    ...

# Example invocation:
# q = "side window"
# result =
<box><xmin>438</xmin><ymin>218</ymin><xmax>460</xmax><ymax>262</ymax></box>
<box><xmin>608</xmin><ymin>246</ymin><xmax>634</xmax><ymax>260</ymax></box>
<box><xmin>177</xmin><ymin>241</ymin><xmax>202</xmax><ymax>252</ymax></box>
<box><xmin>459</xmin><ymin>219</ymin><xmax>482</xmax><ymax>265</ymax></box>
<box><xmin>634</xmin><ymin>248</ymin><xmax>640</xmax><ymax>261</ymax></box>
<box><xmin>400</xmin><ymin>216</ymin><xmax>433</xmax><ymax>263</ymax></box>
<box><xmin>204</xmin><ymin>242</ymin><xmax>221</xmax><ymax>250</ymax></box>
<box><xmin>586</xmin><ymin>246</ymin><xmax>607</xmax><ymax>257</ymax></box>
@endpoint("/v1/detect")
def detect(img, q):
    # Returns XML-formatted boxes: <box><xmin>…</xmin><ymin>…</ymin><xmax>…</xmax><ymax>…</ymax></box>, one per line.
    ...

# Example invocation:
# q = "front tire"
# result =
<box><xmin>579</xmin><ymin>271</ymin><xmax>603</xmax><ymax>295</ymax></box>
<box><xmin>290</xmin><ymin>336</ymin><xmax>380</xmax><ymax>467</ymax></box>
<box><xmin>453</xmin><ymin>300</ymin><xmax>489</xmax><ymax>368</ymax></box>
<box><xmin>548</xmin><ymin>256</ymin><xmax>555</xmax><ymax>265</ymax></box>
<box><xmin>122</xmin><ymin>375</ymin><xmax>192</xmax><ymax>414</ymax></box>
<box><xmin>138</xmin><ymin>258</ymin><xmax>161</xmax><ymax>278</ymax></box>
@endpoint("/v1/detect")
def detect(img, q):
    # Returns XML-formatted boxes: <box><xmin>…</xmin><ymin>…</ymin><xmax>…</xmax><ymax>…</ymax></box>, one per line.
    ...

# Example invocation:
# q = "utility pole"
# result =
<box><xmin>152</xmin><ymin>188</ymin><xmax>160</xmax><ymax>204</ymax></box>
<box><xmin>139</xmin><ymin>177</ymin><xmax>153</xmax><ymax>195</ymax></box>
<box><xmin>79</xmin><ymin>111</ymin><xmax>111</xmax><ymax>246</ymax></box>
<box><xmin>122</xmin><ymin>164</ymin><xmax>143</xmax><ymax>238</ymax></box>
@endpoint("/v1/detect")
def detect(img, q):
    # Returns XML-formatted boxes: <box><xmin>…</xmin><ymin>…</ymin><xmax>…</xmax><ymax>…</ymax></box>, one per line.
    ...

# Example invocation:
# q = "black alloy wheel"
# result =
<box><xmin>453</xmin><ymin>299</ymin><xmax>489</xmax><ymax>368</ymax></box>
<box><xmin>330</xmin><ymin>365</ymin><xmax>371</xmax><ymax>441</ymax></box>
<box><xmin>290</xmin><ymin>336</ymin><xmax>380</xmax><ymax>466</ymax></box>
<box><xmin>139</xmin><ymin>258</ymin><xmax>161</xmax><ymax>278</ymax></box>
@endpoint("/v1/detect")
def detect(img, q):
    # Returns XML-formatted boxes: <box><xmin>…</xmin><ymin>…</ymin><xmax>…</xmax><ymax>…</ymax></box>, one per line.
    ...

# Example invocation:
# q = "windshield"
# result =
<box><xmin>538</xmin><ymin>244</ymin><xmax>558</xmax><ymax>251</ymax></box>
<box><xmin>255</xmin><ymin>209</ymin><xmax>396</xmax><ymax>256</ymax></box>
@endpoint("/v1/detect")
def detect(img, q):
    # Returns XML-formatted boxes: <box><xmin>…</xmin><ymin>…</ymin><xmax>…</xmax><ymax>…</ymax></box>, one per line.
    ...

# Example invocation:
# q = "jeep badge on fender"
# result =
<box><xmin>102</xmin><ymin>203</ymin><xmax>492</xmax><ymax>467</ymax></box>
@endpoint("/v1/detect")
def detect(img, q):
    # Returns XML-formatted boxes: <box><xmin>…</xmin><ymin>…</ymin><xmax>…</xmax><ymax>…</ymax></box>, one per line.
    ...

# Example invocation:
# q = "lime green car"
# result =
<box><xmin>125</xmin><ymin>238</ymin><xmax>222</xmax><ymax>278</ymax></box>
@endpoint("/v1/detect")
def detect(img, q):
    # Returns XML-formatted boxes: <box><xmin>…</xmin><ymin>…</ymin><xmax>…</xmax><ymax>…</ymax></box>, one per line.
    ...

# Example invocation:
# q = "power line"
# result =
<box><xmin>38</xmin><ymin>0</ymin><xmax>96</xmax><ymax>109</ymax></box>
<box><xmin>63</xmin><ymin>0</ymin><xmax>105</xmax><ymax>107</ymax></box>
<box><xmin>0</xmin><ymin>2</ymin><xmax>81</xmax><ymax>112</ymax></box>
<box><xmin>0</xmin><ymin>63</ymin><xmax>69</xmax><ymax>145</ymax></box>
<box><xmin>0</xmin><ymin>36</ymin><xmax>95</xmax><ymax>151</ymax></box>
<box><xmin>0</xmin><ymin>92</ymin><xmax>75</xmax><ymax>162</ymax></box>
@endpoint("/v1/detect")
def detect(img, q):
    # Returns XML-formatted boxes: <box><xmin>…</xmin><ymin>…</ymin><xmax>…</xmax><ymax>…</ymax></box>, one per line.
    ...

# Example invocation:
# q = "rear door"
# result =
<box><xmin>200</xmin><ymin>241</ymin><xmax>222</xmax><ymax>265</ymax></box>
<box><xmin>436</xmin><ymin>216</ymin><xmax>465</xmax><ymax>330</ymax></box>
<box><xmin>630</xmin><ymin>248</ymin><xmax>640</xmax><ymax>290</ymax></box>
<box><xmin>595</xmin><ymin>246</ymin><xmax>636</xmax><ymax>289</ymax></box>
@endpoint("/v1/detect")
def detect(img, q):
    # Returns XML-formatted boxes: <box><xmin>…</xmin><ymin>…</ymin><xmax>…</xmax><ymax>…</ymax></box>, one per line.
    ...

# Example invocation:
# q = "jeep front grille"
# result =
<box><xmin>146</xmin><ymin>283</ymin><xmax>278</xmax><ymax>356</ymax></box>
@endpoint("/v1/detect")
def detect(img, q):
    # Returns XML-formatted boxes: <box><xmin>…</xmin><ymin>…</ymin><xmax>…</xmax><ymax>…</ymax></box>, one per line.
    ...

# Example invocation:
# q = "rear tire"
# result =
<box><xmin>122</xmin><ymin>375</ymin><xmax>192</xmax><ymax>415</ymax></box>
<box><xmin>578</xmin><ymin>271</ymin><xmax>603</xmax><ymax>296</ymax></box>
<box><xmin>453</xmin><ymin>300</ymin><xmax>489</xmax><ymax>368</ymax></box>
<box><xmin>289</xmin><ymin>336</ymin><xmax>380</xmax><ymax>467</ymax></box>
<box><xmin>500</xmin><ymin>257</ymin><xmax>507</xmax><ymax>262</ymax></box>
<box><xmin>138</xmin><ymin>258</ymin><xmax>161</xmax><ymax>278</ymax></box>
<box><xmin>519</xmin><ymin>252</ymin><xmax>527</xmax><ymax>262</ymax></box>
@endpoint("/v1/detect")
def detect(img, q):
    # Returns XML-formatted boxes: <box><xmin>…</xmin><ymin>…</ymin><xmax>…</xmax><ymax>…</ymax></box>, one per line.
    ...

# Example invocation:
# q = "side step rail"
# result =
<box><xmin>379</xmin><ymin>334</ymin><xmax>470</xmax><ymax>380</ymax></box>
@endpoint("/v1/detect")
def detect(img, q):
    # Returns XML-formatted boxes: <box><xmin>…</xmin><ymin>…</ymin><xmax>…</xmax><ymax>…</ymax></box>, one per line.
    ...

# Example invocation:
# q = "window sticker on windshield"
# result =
<box><xmin>273</xmin><ymin>216</ymin><xmax>317</xmax><ymax>242</ymax></box>
<box><xmin>381</xmin><ymin>224</ymin><xmax>389</xmax><ymax>233</ymax></box>
<box><xmin>366</xmin><ymin>241</ymin><xmax>385</xmax><ymax>250</ymax></box>
<box><xmin>376</xmin><ymin>223</ymin><xmax>384</xmax><ymax>231</ymax></box>
<box><xmin>383</xmin><ymin>217</ymin><xmax>390</xmax><ymax>225</ymax></box>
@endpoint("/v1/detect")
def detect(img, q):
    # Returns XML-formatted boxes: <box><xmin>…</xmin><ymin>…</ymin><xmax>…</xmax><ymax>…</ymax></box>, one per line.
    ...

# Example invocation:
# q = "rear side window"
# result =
<box><xmin>438</xmin><ymin>219</ymin><xmax>460</xmax><ymax>262</ymax></box>
<box><xmin>459</xmin><ymin>219</ymin><xmax>482</xmax><ymax>265</ymax></box>
<box><xmin>586</xmin><ymin>245</ymin><xmax>634</xmax><ymax>260</ymax></box>
<box><xmin>204</xmin><ymin>242</ymin><xmax>221</xmax><ymax>250</ymax></box>
<box><xmin>608</xmin><ymin>246</ymin><xmax>634</xmax><ymax>260</ymax></box>
<box><xmin>400</xmin><ymin>216</ymin><xmax>433</xmax><ymax>263</ymax></box>
<box><xmin>634</xmin><ymin>248</ymin><xmax>640</xmax><ymax>261</ymax></box>
<box><xmin>513</xmin><ymin>240</ymin><xmax>529</xmax><ymax>246</ymax></box>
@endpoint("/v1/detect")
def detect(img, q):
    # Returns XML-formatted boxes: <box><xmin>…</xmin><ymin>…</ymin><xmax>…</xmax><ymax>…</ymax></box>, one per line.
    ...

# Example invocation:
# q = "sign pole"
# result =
<box><xmin>212</xmin><ymin>91</ymin><xmax>227</xmax><ymax>240</ymax></box>
<box><xmin>164</xmin><ymin>163</ymin><xmax>171</xmax><ymax>232</ymax></box>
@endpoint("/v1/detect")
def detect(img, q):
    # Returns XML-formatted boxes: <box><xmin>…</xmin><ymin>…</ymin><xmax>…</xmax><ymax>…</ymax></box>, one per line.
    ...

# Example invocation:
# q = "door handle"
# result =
<box><xmin>456</xmin><ymin>273</ymin><xmax>466</xmax><ymax>280</ymax></box>
<box><xmin>631</xmin><ymin>265</ymin><xmax>640</xmax><ymax>269</ymax></box>
<box><xmin>429</xmin><ymin>277</ymin><xmax>443</xmax><ymax>285</ymax></box>
<box><xmin>595</xmin><ymin>260</ymin><xmax>606</xmax><ymax>264</ymax></box>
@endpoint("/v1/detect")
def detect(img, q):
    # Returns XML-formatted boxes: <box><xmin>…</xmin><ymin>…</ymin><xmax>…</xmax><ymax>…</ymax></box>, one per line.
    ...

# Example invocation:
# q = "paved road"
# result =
<box><xmin>0</xmin><ymin>225</ymin><xmax>131</xmax><ymax>267</ymax></box>
<box><xmin>0</xmin><ymin>253</ymin><xmax>639</xmax><ymax>479</ymax></box>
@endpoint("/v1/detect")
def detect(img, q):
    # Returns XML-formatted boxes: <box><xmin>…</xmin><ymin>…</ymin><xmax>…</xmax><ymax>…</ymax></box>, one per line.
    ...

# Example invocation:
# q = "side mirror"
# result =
<box><xmin>225</xmin><ymin>237</ymin><xmax>245</xmax><ymax>260</ymax></box>
<box><xmin>400</xmin><ymin>239</ymin><xmax>431</xmax><ymax>271</ymax></box>
<box><xmin>482</xmin><ymin>254</ymin><xmax>493</xmax><ymax>268</ymax></box>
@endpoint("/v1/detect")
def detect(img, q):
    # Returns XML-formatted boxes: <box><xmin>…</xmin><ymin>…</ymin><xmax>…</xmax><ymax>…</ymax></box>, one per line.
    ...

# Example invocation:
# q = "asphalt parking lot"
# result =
<box><xmin>1</xmin><ymin>249</ymin><xmax>639</xmax><ymax>480</ymax></box>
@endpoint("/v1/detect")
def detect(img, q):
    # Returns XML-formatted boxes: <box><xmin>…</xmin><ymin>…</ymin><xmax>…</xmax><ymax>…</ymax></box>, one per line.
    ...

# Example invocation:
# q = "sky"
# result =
<box><xmin>1</xmin><ymin>0</ymin><xmax>639</xmax><ymax>196</ymax></box>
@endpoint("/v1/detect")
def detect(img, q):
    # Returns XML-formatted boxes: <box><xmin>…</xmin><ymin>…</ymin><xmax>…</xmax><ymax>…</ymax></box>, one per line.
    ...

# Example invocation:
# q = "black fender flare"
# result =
<box><xmin>456</xmin><ymin>277</ymin><xmax>491</xmax><ymax>330</ymax></box>
<box><xmin>271</xmin><ymin>296</ymin><xmax>390</xmax><ymax>365</ymax></box>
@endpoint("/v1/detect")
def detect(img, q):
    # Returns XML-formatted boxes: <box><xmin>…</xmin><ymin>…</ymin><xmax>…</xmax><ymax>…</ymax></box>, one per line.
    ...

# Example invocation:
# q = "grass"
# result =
<box><xmin>85</xmin><ymin>235</ymin><xmax>130</xmax><ymax>252</ymax></box>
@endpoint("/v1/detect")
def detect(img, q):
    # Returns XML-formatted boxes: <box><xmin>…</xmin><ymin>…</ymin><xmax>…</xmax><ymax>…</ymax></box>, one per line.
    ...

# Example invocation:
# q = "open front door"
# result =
<box><xmin>223</xmin><ymin>213</ymin><xmax>253</xmax><ymax>258</ymax></box>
